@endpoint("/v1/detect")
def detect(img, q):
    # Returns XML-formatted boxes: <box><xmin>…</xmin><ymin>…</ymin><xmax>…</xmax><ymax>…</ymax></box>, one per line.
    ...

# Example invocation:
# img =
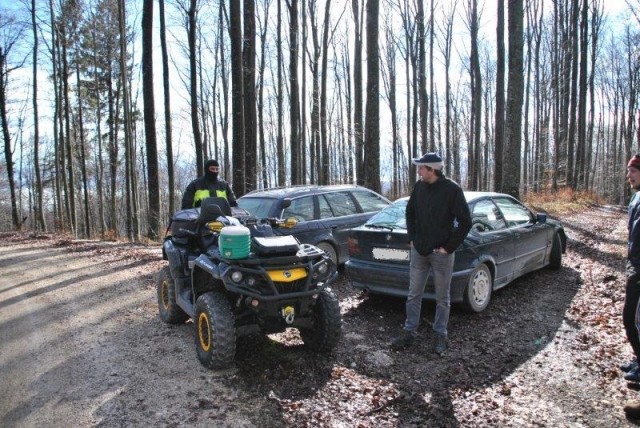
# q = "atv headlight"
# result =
<box><xmin>231</xmin><ymin>271</ymin><xmax>243</xmax><ymax>283</ymax></box>
<box><xmin>318</xmin><ymin>261</ymin><xmax>328</xmax><ymax>274</ymax></box>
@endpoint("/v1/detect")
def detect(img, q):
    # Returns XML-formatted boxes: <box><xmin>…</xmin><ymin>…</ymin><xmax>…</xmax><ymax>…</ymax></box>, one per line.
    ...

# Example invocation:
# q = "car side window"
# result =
<box><xmin>323</xmin><ymin>192</ymin><xmax>359</xmax><ymax>217</ymax></box>
<box><xmin>283</xmin><ymin>196</ymin><xmax>315</xmax><ymax>221</ymax></box>
<box><xmin>471</xmin><ymin>199</ymin><xmax>507</xmax><ymax>233</ymax></box>
<box><xmin>318</xmin><ymin>195</ymin><xmax>333</xmax><ymax>218</ymax></box>
<box><xmin>351</xmin><ymin>189</ymin><xmax>389</xmax><ymax>213</ymax></box>
<box><xmin>493</xmin><ymin>197</ymin><xmax>533</xmax><ymax>228</ymax></box>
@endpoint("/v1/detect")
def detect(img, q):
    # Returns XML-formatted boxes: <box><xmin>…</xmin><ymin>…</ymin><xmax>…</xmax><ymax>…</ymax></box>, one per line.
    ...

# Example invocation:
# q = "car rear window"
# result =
<box><xmin>236</xmin><ymin>197</ymin><xmax>276</xmax><ymax>218</ymax></box>
<box><xmin>351</xmin><ymin>189</ymin><xmax>390</xmax><ymax>212</ymax></box>
<box><xmin>323</xmin><ymin>192</ymin><xmax>359</xmax><ymax>216</ymax></box>
<box><xmin>283</xmin><ymin>196</ymin><xmax>315</xmax><ymax>221</ymax></box>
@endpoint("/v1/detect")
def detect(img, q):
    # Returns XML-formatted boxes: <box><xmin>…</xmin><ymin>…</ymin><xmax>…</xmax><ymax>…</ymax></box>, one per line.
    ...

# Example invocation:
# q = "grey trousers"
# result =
<box><xmin>403</xmin><ymin>247</ymin><xmax>455</xmax><ymax>337</ymax></box>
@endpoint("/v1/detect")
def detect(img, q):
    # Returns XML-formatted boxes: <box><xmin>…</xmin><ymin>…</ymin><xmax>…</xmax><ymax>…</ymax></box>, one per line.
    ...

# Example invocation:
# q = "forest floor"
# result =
<box><xmin>1</xmin><ymin>205</ymin><xmax>639</xmax><ymax>427</ymax></box>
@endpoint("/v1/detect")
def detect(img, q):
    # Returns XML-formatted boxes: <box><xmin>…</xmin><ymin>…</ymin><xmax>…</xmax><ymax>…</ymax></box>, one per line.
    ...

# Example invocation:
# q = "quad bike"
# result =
<box><xmin>157</xmin><ymin>197</ymin><xmax>342</xmax><ymax>369</ymax></box>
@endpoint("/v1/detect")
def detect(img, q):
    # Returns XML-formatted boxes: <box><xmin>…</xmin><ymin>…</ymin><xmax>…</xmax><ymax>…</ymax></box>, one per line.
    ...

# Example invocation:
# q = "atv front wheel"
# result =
<box><xmin>194</xmin><ymin>292</ymin><xmax>236</xmax><ymax>369</ymax></box>
<box><xmin>299</xmin><ymin>290</ymin><xmax>342</xmax><ymax>352</ymax></box>
<box><xmin>157</xmin><ymin>266</ymin><xmax>188</xmax><ymax>324</ymax></box>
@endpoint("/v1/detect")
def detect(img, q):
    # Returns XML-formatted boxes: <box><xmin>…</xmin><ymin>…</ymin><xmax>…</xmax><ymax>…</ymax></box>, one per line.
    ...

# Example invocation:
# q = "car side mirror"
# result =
<box><xmin>281</xmin><ymin>198</ymin><xmax>292</xmax><ymax>209</ymax></box>
<box><xmin>536</xmin><ymin>213</ymin><xmax>547</xmax><ymax>224</ymax></box>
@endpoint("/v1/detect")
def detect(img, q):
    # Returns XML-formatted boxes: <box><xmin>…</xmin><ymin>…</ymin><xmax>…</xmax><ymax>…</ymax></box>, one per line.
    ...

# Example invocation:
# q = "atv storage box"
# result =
<box><xmin>170</xmin><ymin>208</ymin><xmax>200</xmax><ymax>245</ymax></box>
<box><xmin>252</xmin><ymin>235</ymin><xmax>300</xmax><ymax>257</ymax></box>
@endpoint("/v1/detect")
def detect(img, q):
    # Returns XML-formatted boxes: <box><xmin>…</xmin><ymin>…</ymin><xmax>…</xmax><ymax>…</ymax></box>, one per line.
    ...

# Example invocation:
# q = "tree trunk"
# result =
<box><xmin>494</xmin><ymin>0</ymin><xmax>505</xmax><ymax>191</ymax></box>
<box><xmin>159</xmin><ymin>0</ymin><xmax>175</xmax><ymax>215</ymax></box>
<box><xmin>363</xmin><ymin>0</ymin><xmax>380</xmax><ymax>192</ymax></box>
<box><xmin>31</xmin><ymin>0</ymin><xmax>46</xmax><ymax>231</ymax></box>
<box><xmin>143</xmin><ymin>0</ymin><xmax>160</xmax><ymax>239</ymax></box>
<box><xmin>243</xmin><ymin>0</ymin><xmax>257</xmax><ymax>192</ymax></box>
<box><xmin>503</xmin><ymin>0</ymin><xmax>525</xmax><ymax>199</ymax></box>
<box><xmin>188</xmin><ymin>0</ymin><xmax>204</xmax><ymax>176</ymax></box>
<box><xmin>287</xmin><ymin>0</ymin><xmax>300</xmax><ymax>184</ymax></box>
<box><xmin>230</xmin><ymin>0</ymin><xmax>246</xmax><ymax>194</ymax></box>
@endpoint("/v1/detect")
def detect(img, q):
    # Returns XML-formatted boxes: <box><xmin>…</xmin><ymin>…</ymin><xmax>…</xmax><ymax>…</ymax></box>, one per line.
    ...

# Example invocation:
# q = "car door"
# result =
<box><xmin>493</xmin><ymin>196</ymin><xmax>550</xmax><ymax>278</ymax></box>
<box><xmin>466</xmin><ymin>198</ymin><xmax>515</xmax><ymax>288</ymax></box>
<box><xmin>320</xmin><ymin>191</ymin><xmax>364</xmax><ymax>263</ymax></box>
<box><xmin>279</xmin><ymin>194</ymin><xmax>325</xmax><ymax>243</ymax></box>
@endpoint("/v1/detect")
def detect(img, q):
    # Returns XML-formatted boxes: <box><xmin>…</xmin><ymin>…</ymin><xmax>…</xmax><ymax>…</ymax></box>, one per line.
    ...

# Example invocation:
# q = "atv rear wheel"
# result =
<box><xmin>157</xmin><ymin>266</ymin><xmax>188</xmax><ymax>324</ymax></box>
<box><xmin>194</xmin><ymin>292</ymin><xmax>236</xmax><ymax>369</ymax></box>
<box><xmin>299</xmin><ymin>290</ymin><xmax>342</xmax><ymax>352</ymax></box>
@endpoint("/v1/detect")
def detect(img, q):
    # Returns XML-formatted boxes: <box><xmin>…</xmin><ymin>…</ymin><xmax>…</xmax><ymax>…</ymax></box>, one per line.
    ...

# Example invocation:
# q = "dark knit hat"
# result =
<box><xmin>412</xmin><ymin>152</ymin><xmax>444</xmax><ymax>170</ymax></box>
<box><xmin>205</xmin><ymin>159</ymin><xmax>220</xmax><ymax>169</ymax></box>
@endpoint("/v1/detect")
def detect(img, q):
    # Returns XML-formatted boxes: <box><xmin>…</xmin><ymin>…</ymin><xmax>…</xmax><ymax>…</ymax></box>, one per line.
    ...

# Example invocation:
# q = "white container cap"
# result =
<box><xmin>220</xmin><ymin>225</ymin><xmax>250</xmax><ymax>236</ymax></box>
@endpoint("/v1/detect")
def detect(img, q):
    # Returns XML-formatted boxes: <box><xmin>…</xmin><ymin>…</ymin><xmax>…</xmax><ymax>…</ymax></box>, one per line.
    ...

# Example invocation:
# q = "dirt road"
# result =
<box><xmin>0</xmin><ymin>206</ymin><xmax>637</xmax><ymax>427</ymax></box>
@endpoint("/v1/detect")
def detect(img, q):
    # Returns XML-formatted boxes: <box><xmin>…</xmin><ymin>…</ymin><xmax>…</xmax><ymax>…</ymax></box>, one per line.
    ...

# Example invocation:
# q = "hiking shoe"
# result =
<box><xmin>625</xmin><ymin>366</ymin><xmax>640</xmax><ymax>382</ymax></box>
<box><xmin>390</xmin><ymin>331</ymin><xmax>415</xmax><ymax>349</ymax></box>
<box><xmin>621</xmin><ymin>360</ymin><xmax>639</xmax><ymax>373</ymax></box>
<box><xmin>625</xmin><ymin>400</ymin><xmax>640</xmax><ymax>419</ymax></box>
<box><xmin>434</xmin><ymin>334</ymin><xmax>447</xmax><ymax>356</ymax></box>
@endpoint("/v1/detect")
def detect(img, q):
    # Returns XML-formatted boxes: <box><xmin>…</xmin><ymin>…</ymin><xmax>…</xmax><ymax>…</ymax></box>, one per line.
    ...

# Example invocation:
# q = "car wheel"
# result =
<box><xmin>299</xmin><ymin>290</ymin><xmax>342</xmax><ymax>352</ymax></box>
<box><xmin>462</xmin><ymin>264</ymin><xmax>492</xmax><ymax>313</ymax></box>
<box><xmin>157</xmin><ymin>266</ymin><xmax>189</xmax><ymax>324</ymax></box>
<box><xmin>548</xmin><ymin>233</ymin><xmax>562</xmax><ymax>270</ymax></box>
<box><xmin>194</xmin><ymin>292</ymin><xmax>236</xmax><ymax>369</ymax></box>
<box><xmin>317</xmin><ymin>242</ymin><xmax>338</xmax><ymax>272</ymax></box>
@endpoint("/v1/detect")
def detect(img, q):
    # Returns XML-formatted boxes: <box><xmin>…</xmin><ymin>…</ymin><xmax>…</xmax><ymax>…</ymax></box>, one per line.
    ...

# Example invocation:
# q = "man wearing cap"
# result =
<box><xmin>622</xmin><ymin>155</ymin><xmax>640</xmax><ymax>418</ymax></box>
<box><xmin>181</xmin><ymin>159</ymin><xmax>238</xmax><ymax>209</ymax></box>
<box><xmin>390</xmin><ymin>152</ymin><xmax>471</xmax><ymax>355</ymax></box>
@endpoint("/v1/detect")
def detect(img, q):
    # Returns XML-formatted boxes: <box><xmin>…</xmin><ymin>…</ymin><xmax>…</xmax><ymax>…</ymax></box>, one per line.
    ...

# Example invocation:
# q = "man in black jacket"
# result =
<box><xmin>181</xmin><ymin>159</ymin><xmax>238</xmax><ymax>209</ymax></box>
<box><xmin>391</xmin><ymin>152</ymin><xmax>471</xmax><ymax>355</ymax></box>
<box><xmin>623</xmin><ymin>155</ymin><xmax>640</xmax><ymax>418</ymax></box>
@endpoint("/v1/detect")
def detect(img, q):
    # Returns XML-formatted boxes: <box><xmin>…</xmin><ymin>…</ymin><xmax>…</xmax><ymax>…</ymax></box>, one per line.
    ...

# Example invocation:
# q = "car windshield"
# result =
<box><xmin>365</xmin><ymin>198</ymin><xmax>408</xmax><ymax>229</ymax></box>
<box><xmin>237</xmin><ymin>197</ymin><xmax>277</xmax><ymax>218</ymax></box>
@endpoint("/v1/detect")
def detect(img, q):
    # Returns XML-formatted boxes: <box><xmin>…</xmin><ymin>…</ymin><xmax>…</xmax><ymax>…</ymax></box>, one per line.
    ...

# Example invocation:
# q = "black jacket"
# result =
<box><xmin>405</xmin><ymin>175</ymin><xmax>472</xmax><ymax>256</ymax></box>
<box><xmin>629</xmin><ymin>192</ymin><xmax>640</xmax><ymax>267</ymax></box>
<box><xmin>181</xmin><ymin>177</ymin><xmax>237</xmax><ymax>209</ymax></box>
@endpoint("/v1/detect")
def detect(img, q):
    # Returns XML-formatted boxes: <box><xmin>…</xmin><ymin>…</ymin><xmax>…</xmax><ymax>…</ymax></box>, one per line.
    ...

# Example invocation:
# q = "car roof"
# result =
<box><xmin>241</xmin><ymin>184</ymin><xmax>374</xmax><ymax>199</ymax></box>
<box><xmin>393</xmin><ymin>191</ymin><xmax>513</xmax><ymax>204</ymax></box>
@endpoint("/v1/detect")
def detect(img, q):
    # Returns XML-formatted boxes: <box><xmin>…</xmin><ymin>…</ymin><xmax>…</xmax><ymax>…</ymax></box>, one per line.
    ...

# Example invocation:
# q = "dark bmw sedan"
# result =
<box><xmin>345</xmin><ymin>192</ymin><xmax>566</xmax><ymax>312</ymax></box>
<box><xmin>237</xmin><ymin>185</ymin><xmax>390</xmax><ymax>266</ymax></box>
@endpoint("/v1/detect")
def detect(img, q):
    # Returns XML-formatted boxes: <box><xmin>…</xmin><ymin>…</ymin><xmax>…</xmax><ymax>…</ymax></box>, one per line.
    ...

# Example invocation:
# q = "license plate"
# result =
<box><xmin>372</xmin><ymin>248</ymin><xmax>410</xmax><ymax>261</ymax></box>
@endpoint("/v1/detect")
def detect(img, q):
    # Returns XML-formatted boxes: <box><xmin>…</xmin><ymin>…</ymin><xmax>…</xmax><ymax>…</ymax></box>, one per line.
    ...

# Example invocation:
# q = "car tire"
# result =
<box><xmin>462</xmin><ymin>263</ymin><xmax>492</xmax><ymax>313</ymax></box>
<box><xmin>194</xmin><ymin>292</ymin><xmax>236</xmax><ymax>369</ymax></box>
<box><xmin>157</xmin><ymin>266</ymin><xmax>189</xmax><ymax>324</ymax></box>
<box><xmin>317</xmin><ymin>242</ymin><xmax>338</xmax><ymax>272</ymax></box>
<box><xmin>548</xmin><ymin>233</ymin><xmax>562</xmax><ymax>270</ymax></box>
<box><xmin>299</xmin><ymin>290</ymin><xmax>342</xmax><ymax>352</ymax></box>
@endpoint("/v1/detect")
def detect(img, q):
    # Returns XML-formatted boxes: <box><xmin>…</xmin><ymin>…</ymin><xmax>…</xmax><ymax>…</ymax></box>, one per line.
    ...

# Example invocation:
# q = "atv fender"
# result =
<box><xmin>193</xmin><ymin>254</ymin><xmax>222</xmax><ymax>280</ymax></box>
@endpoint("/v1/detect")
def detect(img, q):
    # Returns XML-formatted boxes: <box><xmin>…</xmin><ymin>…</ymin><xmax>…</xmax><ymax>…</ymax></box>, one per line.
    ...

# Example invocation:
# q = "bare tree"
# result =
<box><xmin>502</xmin><ymin>0</ymin><xmax>524</xmax><ymax>199</ymax></box>
<box><xmin>363</xmin><ymin>0</ymin><xmax>380</xmax><ymax>192</ymax></box>
<box><xmin>230</xmin><ymin>0</ymin><xmax>246</xmax><ymax>194</ymax></box>
<box><xmin>0</xmin><ymin>14</ymin><xmax>26</xmax><ymax>230</ymax></box>
<box><xmin>288</xmin><ymin>0</ymin><xmax>301</xmax><ymax>184</ymax></box>
<box><xmin>494</xmin><ymin>0</ymin><xmax>505</xmax><ymax>191</ymax></box>
<box><xmin>142</xmin><ymin>0</ymin><xmax>160</xmax><ymax>239</ymax></box>
<box><xmin>243</xmin><ymin>0</ymin><xmax>257</xmax><ymax>192</ymax></box>
<box><xmin>30</xmin><ymin>0</ymin><xmax>46</xmax><ymax>231</ymax></box>
<box><xmin>159</xmin><ymin>0</ymin><xmax>176</xmax><ymax>215</ymax></box>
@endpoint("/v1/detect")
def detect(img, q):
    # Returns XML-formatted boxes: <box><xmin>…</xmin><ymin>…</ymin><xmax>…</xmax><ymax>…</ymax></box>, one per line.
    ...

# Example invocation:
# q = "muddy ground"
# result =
<box><xmin>0</xmin><ymin>206</ymin><xmax>638</xmax><ymax>427</ymax></box>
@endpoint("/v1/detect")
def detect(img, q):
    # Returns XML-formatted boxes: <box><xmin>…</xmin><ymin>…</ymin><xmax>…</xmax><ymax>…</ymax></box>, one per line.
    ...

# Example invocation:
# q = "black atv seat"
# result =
<box><xmin>199</xmin><ymin>197</ymin><xmax>231</xmax><ymax>222</ymax></box>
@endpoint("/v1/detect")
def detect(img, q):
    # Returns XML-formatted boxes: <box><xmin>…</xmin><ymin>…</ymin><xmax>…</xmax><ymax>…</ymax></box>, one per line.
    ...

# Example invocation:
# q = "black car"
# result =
<box><xmin>345</xmin><ymin>191</ymin><xmax>566</xmax><ymax>312</ymax></box>
<box><xmin>237</xmin><ymin>185</ymin><xmax>391</xmax><ymax>266</ymax></box>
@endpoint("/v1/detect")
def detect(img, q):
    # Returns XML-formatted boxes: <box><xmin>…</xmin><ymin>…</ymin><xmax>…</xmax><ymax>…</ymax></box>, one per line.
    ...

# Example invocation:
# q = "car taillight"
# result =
<box><xmin>348</xmin><ymin>237</ymin><xmax>360</xmax><ymax>255</ymax></box>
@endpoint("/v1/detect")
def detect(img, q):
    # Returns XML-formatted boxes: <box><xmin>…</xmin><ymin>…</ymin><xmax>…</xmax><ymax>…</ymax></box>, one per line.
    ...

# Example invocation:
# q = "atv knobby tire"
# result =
<box><xmin>194</xmin><ymin>292</ymin><xmax>236</xmax><ymax>369</ymax></box>
<box><xmin>299</xmin><ymin>290</ymin><xmax>342</xmax><ymax>352</ymax></box>
<box><xmin>157</xmin><ymin>266</ymin><xmax>188</xmax><ymax>324</ymax></box>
